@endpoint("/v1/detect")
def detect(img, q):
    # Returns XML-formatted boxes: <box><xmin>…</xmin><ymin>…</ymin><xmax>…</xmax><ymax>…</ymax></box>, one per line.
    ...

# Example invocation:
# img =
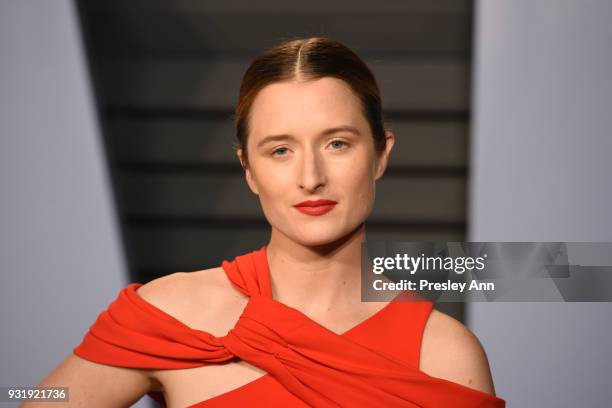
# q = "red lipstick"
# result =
<box><xmin>293</xmin><ymin>199</ymin><xmax>338</xmax><ymax>216</ymax></box>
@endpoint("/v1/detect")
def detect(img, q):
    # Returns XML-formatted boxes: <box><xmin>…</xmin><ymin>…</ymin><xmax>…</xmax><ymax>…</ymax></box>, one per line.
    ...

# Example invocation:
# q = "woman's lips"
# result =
<box><xmin>295</xmin><ymin>204</ymin><xmax>336</xmax><ymax>216</ymax></box>
<box><xmin>293</xmin><ymin>200</ymin><xmax>338</xmax><ymax>216</ymax></box>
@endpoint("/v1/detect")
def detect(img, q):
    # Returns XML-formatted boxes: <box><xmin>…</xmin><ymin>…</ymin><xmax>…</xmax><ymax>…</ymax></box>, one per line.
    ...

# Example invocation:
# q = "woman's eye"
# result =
<box><xmin>329</xmin><ymin>140</ymin><xmax>348</xmax><ymax>150</ymax></box>
<box><xmin>271</xmin><ymin>147</ymin><xmax>289</xmax><ymax>157</ymax></box>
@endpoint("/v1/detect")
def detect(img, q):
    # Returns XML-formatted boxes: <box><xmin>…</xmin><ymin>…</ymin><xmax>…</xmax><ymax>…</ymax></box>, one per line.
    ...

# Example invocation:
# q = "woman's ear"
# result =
<box><xmin>375</xmin><ymin>130</ymin><xmax>395</xmax><ymax>180</ymax></box>
<box><xmin>237</xmin><ymin>148</ymin><xmax>259</xmax><ymax>195</ymax></box>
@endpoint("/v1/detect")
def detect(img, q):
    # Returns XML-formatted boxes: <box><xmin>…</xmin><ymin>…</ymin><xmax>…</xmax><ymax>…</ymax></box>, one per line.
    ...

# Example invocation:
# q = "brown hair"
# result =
<box><xmin>234</xmin><ymin>37</ymin><xmax>387</xmax><ymax>169</ymax></box>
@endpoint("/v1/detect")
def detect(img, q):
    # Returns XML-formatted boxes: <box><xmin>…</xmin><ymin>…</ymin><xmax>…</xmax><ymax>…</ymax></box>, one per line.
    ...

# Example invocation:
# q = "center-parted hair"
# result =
<box><xmin>234</xmin><ymin>37</ymin><xmax>387</xmax><ymax>169</ymax></box>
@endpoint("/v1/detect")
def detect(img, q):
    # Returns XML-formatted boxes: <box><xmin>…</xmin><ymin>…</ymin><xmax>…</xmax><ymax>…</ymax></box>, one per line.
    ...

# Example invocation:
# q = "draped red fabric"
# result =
<box><xmin>74</xmin><ymin>246</ymin><xmax>505</xmax><ymax>407</ymax></box>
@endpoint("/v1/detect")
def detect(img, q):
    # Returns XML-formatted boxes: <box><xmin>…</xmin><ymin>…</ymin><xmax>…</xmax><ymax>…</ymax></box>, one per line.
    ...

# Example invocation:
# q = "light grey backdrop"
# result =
<box><xmin>0</xmin><ymin>1</ymin><xmax>147</xmax><ymax>407</ymax></box>
<box><xmin>468</xmin><ymin>0</ymin><xmax>612</xmax><ymax>406</ymax></box>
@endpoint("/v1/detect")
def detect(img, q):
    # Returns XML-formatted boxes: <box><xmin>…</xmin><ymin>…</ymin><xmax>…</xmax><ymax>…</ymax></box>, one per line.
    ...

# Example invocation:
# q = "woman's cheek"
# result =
<box><xmin>355</xmin><ymin>186</ymin><xmax>374</xmax><ymax>215</ymax></box>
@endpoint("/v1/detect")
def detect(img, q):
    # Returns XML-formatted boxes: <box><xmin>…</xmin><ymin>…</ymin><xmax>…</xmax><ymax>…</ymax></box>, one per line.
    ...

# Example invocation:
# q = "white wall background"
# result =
<box><xmin>468</xmin><ymin>0</ymin><xmax>612</xmax><ymax>407</ymax></box>
<box><xmin>0</xmin><ymin>1</ymin><xmax>147</xmax><ymax>407</ymax></box>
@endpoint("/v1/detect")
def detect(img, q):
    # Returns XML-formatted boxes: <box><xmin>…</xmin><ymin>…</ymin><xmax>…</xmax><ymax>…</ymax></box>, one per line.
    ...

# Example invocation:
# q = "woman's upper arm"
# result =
<box><xmin>20</xmin><ymin>351</ymin><xmax>161</xmax><ymax>407</ymax></box>
<box><xmin>419</xmin><ymin>309</ymin><xmax>497</xmax><ymax>396</ymax></box>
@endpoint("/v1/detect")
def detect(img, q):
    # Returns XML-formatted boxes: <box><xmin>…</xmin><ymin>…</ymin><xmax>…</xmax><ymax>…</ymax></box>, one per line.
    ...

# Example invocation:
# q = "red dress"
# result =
<box><xmin>74</xmin><ymin>246</ymin><xmax>505</xmax><ymax>407</ymax></box>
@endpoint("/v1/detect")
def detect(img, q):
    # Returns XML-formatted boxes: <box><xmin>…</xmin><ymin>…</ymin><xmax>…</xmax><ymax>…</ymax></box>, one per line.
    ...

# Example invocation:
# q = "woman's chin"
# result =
<box><xmin>291</xmin><ymin>226</ymin><xmax>364</xmax><ymax>248</ymax></box>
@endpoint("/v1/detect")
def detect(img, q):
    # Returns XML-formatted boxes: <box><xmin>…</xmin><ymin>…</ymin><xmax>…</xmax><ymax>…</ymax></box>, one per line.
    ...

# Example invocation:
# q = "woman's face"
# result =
<box><xmin>239</xmin><ymin>77</ymin><xmax>394</xmax><ymax>247</ymax></box>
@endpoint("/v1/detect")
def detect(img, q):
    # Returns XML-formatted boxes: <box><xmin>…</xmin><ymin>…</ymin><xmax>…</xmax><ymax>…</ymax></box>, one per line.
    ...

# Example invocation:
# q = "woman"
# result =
<box><xmin>26</xmin><ymin>37</ymin><xmax>504</xmax><ymax>407</ymax></box>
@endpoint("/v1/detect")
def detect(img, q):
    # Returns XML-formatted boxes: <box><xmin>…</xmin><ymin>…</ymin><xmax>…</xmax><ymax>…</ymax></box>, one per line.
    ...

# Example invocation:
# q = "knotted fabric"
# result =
<box><xmin>74</xmin><ymin>246</ymin><xmax>505</xmax><ymax>407</ymax></box>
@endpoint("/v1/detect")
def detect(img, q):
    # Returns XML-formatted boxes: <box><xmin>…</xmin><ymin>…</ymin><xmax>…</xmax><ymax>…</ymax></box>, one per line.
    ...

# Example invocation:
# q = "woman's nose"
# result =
<box><xmin>298</xmin><ymin>148</ymin><xmax>327</xmax><ymax>193</ymax></box>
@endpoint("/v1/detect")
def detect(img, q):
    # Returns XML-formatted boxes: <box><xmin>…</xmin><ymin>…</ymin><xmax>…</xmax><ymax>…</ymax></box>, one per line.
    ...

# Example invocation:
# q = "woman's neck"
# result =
<box><xmin>265</xmin><ymin>224</ymin><xmax>366</xmax><ymax>314</ymax></box>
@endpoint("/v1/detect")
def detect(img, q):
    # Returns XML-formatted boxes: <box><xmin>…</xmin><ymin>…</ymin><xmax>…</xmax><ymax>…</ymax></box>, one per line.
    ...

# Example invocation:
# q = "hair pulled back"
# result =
<box><xmin>234</xmin><ymin>37</ymin><xmax>386</xmax><ymax>168</ymax></box>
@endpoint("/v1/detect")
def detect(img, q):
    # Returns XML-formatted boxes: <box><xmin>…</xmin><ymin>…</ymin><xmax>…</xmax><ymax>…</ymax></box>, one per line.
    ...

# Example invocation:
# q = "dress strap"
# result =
<box><xmin>221</xmin><ymin>245</ymin><xmax>272</xmax><ymax>298</ymax></box>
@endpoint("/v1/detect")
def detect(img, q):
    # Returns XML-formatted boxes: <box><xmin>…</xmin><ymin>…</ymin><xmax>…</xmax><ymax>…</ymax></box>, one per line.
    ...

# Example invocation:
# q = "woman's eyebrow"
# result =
<box><xmin>256</xmin><ymin>134</ymin><xmax>295</xmax><ymax>149</ymax></box>
<box><xmin>321</xmin><ymin>125</ymin><xmax>361</xmax><ymax>137</ymax></box>
<box><xmin>257</xmin><ymin>126</ymin><xmax>361</xmax><ymax>149</ymax></box>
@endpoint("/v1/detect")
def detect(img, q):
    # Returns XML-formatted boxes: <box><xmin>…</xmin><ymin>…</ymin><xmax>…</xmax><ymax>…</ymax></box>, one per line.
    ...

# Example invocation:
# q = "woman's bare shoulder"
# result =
<box><xmin>135</xmin><ymin>267</ymin><xmax>249</xmax><ymax>336</ymax></box>
<box><xmin>419</xmin><ymin>308</ymin><xmax>497</xmax><ymax>396</ymax></box>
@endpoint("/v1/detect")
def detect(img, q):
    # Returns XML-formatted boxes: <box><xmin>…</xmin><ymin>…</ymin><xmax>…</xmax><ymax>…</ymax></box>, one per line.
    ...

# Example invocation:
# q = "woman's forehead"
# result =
<box><xmin>248</xmin><ymin>78</ymin><xmax>368</xmax><ymax>139</ymax></box>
